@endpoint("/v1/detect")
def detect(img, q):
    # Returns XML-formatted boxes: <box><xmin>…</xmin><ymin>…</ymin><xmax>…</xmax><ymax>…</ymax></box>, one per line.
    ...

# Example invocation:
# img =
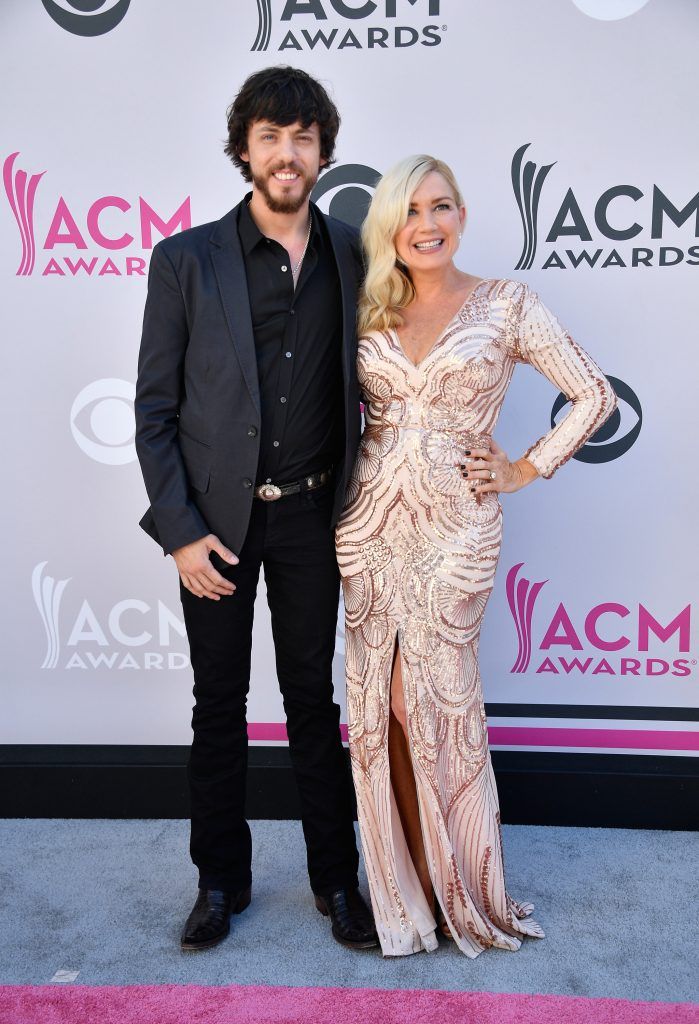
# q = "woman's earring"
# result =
<box><xmin>458</xmin><ymin>232</ymin><xmax>463</xmax><ymax>241</ymax></box>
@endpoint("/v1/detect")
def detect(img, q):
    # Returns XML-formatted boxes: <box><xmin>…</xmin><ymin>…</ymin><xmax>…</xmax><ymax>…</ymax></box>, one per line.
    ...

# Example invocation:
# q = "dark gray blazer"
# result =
<box><xmin>135</xmin><ymin>200</ymin><xmax>363</xmax><ymax>556</ymax></box>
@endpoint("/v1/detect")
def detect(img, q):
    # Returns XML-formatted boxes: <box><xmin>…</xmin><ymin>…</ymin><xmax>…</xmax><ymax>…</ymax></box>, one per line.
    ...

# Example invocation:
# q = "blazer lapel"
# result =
<box><xmin>322</xmin><ymin>212</ymin><xmax>358</xmax><ymax>390</ymax></box>
<box><xmin>209</xmin><ymin>206</ymin><xmax>260</xmax><ymax>414</ymax></box>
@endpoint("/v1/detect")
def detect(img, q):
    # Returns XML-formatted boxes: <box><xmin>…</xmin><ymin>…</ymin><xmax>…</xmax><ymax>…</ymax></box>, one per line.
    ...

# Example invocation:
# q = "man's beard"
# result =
<box><xmin>252</xmin><ymin>165</ymin><xmax>317</xmax><ymax>214</ymax></box>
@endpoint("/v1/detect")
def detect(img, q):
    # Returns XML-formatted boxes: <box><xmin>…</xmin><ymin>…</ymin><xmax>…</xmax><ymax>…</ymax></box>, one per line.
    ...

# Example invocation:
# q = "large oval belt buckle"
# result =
<box><xmin>259</xmin><ymin>483</ymin><xmax>282</xmax><ymax>501</ymax></box>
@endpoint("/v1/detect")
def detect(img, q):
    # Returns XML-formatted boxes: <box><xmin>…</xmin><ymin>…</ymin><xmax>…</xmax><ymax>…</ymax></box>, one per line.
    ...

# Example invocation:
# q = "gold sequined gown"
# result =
<box><xmin>336</xmin><ymin>279</ymin><xmax>616</xmax><ymax>957</ymax></box>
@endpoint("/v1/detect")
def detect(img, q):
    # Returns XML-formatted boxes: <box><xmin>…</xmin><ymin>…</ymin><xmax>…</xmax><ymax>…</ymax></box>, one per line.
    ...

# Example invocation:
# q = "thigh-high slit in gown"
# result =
<box><xmin>335</xmin><ymin>279</ymin><xmax>616</xmax><ymax>957</ymax></box>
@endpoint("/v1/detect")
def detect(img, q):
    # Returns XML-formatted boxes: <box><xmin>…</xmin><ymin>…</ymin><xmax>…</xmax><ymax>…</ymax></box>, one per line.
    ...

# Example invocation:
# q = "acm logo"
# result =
<box><xmin>253</xmin><ymin>0</ymin><xmax>445</xmax><ymax>52</ymax></box>
<box><xmin>507</xmin><ymin>563</ymin><xmax>694</xmax><ymax>679</ymax></box>
<box><xmin>32</xmin><ymin>562</ymin><xmax>189</xmax><ymax>671</ymax></box>
<box><xmin>3</xmin><ymin>151</ymin><xmax>191</xmax><ymax>278</ymax></box>
<box><xmin>512</xmin><ymin>143</ymin><xmax>699</xmax><ymax>272</ymax></box>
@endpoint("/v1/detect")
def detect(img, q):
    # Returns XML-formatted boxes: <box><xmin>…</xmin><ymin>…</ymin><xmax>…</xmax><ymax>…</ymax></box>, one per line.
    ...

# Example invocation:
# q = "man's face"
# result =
<box><xmin>241</xmin><ymin>120</ymin><xmax>325</xmax><ymax>214</ymax></box>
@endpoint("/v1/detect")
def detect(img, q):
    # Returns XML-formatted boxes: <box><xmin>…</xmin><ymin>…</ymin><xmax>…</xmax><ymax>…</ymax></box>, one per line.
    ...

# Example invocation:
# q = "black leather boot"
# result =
<box><xmin>180</xmin><ymin>886</ymin><xmax>251</xmax><ymax>951</ymax></box>
<box><xmin>314</xmin><ymin>888</ymin><xmax>379</xmax><ymax>949</ymax></box>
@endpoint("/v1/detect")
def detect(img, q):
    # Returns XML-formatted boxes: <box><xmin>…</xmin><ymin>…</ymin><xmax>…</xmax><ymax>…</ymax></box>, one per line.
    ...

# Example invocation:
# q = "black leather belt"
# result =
<box><xmin>254</xmin><ymin>467</ymin><xmax>333</xmax><ymax>502</ymax></box>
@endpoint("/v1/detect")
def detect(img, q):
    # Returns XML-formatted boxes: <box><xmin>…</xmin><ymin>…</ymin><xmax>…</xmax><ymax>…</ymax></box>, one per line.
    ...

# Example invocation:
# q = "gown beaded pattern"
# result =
<box><xmin>335</xmin><ymin>279</ymin><xmax>616</xmax><ymax>957</ymax></box>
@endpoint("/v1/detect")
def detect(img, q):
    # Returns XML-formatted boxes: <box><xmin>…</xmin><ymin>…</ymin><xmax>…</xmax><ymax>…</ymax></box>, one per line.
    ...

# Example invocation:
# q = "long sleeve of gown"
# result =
<box><xmin>511</xmin><ymin>284</ymin><xmax>617</xmax><ymax>479</ymax></box>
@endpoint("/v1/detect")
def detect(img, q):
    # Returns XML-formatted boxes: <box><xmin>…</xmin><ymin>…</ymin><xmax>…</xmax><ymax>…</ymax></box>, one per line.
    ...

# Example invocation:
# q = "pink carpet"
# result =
<box><xmin>1</xmin><ymin>985</ymin><xmax>697</xmax><ymax>1024</ymax></box>
<box><xmin>246</xmin><ymin>722</ymin><xmax>699</xmax><ymax>752</ymax></box>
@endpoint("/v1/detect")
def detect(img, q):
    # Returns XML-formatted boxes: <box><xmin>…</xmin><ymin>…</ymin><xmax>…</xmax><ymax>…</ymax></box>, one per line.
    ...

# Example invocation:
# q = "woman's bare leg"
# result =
<box><xmin>388</xmin><ymin>641</ymin><xmax>433</xmax><ymax>908</ymax></box>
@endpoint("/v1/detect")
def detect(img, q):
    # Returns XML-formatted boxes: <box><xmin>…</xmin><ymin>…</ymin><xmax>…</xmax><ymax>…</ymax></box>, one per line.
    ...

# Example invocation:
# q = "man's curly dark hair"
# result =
<box><xmin>225</xmin><ymin>66</ymin><xmax>340</xmax><ymax>182</ymax></box>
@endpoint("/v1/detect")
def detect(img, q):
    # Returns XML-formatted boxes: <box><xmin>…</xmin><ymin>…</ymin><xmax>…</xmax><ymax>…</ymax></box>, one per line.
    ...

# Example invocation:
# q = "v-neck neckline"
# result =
<box><xmin>391</xmin><ymin>278</ymin><xmax>489</xmax><ymax>369</ymax></box>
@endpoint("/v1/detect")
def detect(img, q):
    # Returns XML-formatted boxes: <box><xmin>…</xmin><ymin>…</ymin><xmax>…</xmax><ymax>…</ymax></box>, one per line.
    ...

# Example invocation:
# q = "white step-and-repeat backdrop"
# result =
<box><xmin>2</xmin><ymin>0</ymin><xmax>697</xmax><ymax>758</ymax></box>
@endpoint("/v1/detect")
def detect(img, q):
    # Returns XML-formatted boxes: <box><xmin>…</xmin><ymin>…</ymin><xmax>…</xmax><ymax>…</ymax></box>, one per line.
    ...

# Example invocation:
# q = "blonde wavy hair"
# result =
<box><xmin>358</xmin><ymin>154</ymin><xmax>464</xmax><ymax>335</ymax></box>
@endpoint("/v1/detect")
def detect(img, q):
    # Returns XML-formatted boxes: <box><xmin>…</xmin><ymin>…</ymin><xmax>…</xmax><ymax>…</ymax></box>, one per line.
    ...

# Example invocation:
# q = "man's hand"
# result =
<box><xmin>172</xmin><ymin>535</ymin><xmax>239</xmax><ymax>600</ymax></box>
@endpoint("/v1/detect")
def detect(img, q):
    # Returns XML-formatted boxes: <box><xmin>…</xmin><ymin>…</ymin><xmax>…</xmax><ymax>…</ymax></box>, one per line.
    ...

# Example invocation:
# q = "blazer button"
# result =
<box><xmin>247</xmin><ymin>426</ymin><xmax>257</xmax><ymax>437</ymax></box>
<box><xmin>243</xmin><ymin>478</ymin><xmax>252</xmax><ymax>488</ymax></box>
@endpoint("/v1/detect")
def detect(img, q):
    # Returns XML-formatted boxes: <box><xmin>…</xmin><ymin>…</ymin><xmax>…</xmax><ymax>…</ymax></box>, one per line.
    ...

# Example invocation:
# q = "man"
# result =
<box><xmin>135</xmin><ymin>67</ymin><xmax>375</xmax><ymax>952</ymax></box>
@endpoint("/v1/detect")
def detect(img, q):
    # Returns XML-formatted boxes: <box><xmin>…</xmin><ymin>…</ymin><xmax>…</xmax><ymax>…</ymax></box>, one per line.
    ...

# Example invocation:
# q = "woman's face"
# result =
<box><xmin>394</xmin><ymin>170</ymin><xmax>466</xmax><ymax>274</ymax></box>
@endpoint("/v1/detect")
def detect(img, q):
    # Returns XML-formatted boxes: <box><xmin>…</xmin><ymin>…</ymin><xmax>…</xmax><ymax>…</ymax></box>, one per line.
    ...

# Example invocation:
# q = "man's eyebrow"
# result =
<box><xmin>251</xmin><ymin>123</ymin><xmax>317</xmax><ymax>138</ymax></box>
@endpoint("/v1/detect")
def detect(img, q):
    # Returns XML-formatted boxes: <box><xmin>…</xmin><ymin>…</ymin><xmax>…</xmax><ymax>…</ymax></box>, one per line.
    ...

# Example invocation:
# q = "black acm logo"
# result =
<box><xmin>552</xmin><ymin>376</ymin><xmax>641</xmax><ymax>464</ymax></box>
<box><xmin>41</xmin><ymin>0</ymin><xmax>131</xmax><ymax>37</ymax></box>
<box><xmin>252</xmin><ymin>0</ymin><xmax>273</xmax><ymax>51</ymax></box>
<box><xmin>252</xmin><ymin>0</ymin><xmax>445</xmax><ymax>52</ymax></box>
<box><xmin>512</xmin><ymin>142</ymin><xmax>555</xmax><ymax>272</ymax></box>
<box><xmin>512</xmin><ymin>142</ymin><xmax>699</xmax><ymax>272</ymax></box>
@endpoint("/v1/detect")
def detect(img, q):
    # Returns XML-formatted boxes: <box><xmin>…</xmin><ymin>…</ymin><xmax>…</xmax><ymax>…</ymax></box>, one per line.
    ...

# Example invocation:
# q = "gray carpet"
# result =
<box><xmin>0</xmin><ymin>820</ymin><xmax>696</xmax><ymax>1002</ymax></box>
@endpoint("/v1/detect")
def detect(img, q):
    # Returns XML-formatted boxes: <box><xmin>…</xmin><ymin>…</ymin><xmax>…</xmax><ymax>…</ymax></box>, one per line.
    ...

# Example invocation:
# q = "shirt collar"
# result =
<box><xmin>238</xmin><ymin>191</ymin><xmax>322</xmax><ymax>256</ymax></box>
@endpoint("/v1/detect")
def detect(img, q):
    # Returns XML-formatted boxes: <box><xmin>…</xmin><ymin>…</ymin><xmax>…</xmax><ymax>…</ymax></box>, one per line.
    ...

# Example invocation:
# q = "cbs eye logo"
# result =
<box><xmin>551</xmin><ymin>375</ymin><xmax>641</xmax><ymax>464</ymax></box>
<box><xmin>570</xmin><ymin>0</ymin><xmax>650</xmax><ymax>20</ymax></box>
<box><xmin>312</xmin><ymin>164</ymin><xmax>381</xmax><ymax>230</ymax></box>
<box><xmin>70</xmin><ymin>379</ymin><xmax>136</xmax><ymax>465</ymax></box>
<box><xmin>41</xmin><ymin>0</ymin><xmax>131</xmax><ymax>37</ymax></box>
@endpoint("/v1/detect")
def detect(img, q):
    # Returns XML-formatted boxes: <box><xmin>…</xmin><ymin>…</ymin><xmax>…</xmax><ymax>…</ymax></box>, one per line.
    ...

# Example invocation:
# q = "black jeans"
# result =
<box><xmin>180</xmin><ymin>485</ymin><xmax>359</xmax><ymax>896</ymax></box>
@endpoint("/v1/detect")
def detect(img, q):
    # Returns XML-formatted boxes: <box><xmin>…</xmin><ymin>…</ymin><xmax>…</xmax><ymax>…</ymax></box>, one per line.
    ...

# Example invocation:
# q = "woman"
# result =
<box><xmin>335</xmin><ymin>155</ymin><xmax>616</xmax><ymax>957</ymax></box>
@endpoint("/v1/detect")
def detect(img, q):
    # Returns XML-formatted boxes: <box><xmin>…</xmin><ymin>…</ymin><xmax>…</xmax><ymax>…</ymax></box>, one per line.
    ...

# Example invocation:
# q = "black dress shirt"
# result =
<box><xmin>237</xmin><ymin>196</ymin><xmax>345</xmax><ymax>486</ymax></box>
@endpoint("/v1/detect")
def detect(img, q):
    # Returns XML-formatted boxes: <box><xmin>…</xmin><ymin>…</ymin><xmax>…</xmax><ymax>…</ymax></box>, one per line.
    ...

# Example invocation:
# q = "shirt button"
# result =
<box><xmin>281</xmin><ymin>265</ymin><xmax>288</xmax><ymax>272</ymax></box>
<box><xmin>273</xmin><ymin>440</ymin><xmax>280</xmax><ymax>448</ymax></box>
<box><xmin>280</xmin><ymin>396</ymin><xmax>287</xmax><ymax>404</ymax></box>
<box><xmin>247</xmin><ymin>426</ymin><xmax>257</xmax><ymax>437</ymax></box>
<box><xmin>289</xmin><ymin>309</ymin><xmax>295</xmax><ymax>316</ymax></box>
<box><xmin>285</xmin><ymin>352</ymin><xmax>292</xmax><ymax>359</ymax></box>
<box><xmin>243</xmin><ymin>478</ymin><xmax>252</xmax><ymax>488</ymax></box>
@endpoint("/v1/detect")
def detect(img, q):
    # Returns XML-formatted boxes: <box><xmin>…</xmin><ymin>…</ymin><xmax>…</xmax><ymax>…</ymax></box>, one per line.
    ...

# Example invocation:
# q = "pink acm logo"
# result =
<box><xmin>4</xmin><ymin>152</ymin><xmax>190</xmax><ymax>278</ymax></box>
<box><xmin>506</xmin><ymin>562</ymin><xmax>694</xmax><ymax>678</ymax></box>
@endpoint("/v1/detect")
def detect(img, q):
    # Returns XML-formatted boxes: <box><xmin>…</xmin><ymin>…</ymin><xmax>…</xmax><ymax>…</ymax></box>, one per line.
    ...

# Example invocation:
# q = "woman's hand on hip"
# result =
<box><xmin>456</xmin><ymin>439</ymin><xmax>539</xmax><ymax>496</ymax></box>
